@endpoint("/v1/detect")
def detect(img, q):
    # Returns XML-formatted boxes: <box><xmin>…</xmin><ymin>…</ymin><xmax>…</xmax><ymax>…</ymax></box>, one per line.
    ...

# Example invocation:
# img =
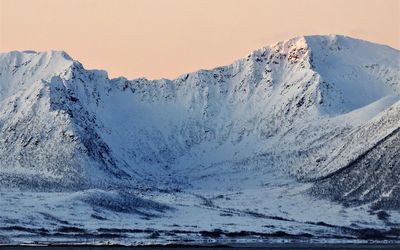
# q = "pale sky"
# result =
<box><xmin>0</xmin><ymin>0</ymin><xmax>399</xmax><ymax>79</ymax></box>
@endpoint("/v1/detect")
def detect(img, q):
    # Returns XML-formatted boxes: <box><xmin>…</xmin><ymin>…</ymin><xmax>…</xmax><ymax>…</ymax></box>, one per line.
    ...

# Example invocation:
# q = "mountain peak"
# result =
<box><xmin>1</xmin><ymin>49</ymin><xmax>73</xmax><ymax>61</ymax></box>
<box><xmin>0</xmin><ymin>50</ymin><xmax>77</xmax><ymax>100</ymax></box>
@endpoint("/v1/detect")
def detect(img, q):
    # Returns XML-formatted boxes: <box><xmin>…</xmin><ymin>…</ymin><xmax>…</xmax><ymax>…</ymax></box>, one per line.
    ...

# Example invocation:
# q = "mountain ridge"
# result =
<box><xmin>3</xmin><ymin>34</ymin><xmax>398</xmax><ymax>80</ymax></box>
<box><xmin>0</xmin><ymin>34</ymin><xmax>399</xmax><ymax>207</ymax></box>
<box><xmin>1</xmin><ymin>35</ymin><xmax>400</xmax><ymax>244</ymax></box>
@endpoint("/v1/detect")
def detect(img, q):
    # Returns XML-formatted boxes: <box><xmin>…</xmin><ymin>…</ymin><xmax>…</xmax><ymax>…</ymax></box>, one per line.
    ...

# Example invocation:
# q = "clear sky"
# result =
<box><xmin>0</xmin><ymin>0</ymin><xmax>399</xmax><ymax>79</ymax></box>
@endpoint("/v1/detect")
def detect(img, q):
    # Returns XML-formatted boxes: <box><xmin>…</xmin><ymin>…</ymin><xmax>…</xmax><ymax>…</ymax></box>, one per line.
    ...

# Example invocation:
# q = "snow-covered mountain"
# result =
<box><xmin>0</xmin><ymin>35</ymin><xmax>399</xmax><ymax>244</ymax></box>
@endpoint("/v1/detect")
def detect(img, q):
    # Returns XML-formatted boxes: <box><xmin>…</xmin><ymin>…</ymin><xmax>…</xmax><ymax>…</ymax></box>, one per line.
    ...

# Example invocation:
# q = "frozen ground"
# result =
<box><xmin>1</xmin><ymin>185</ymin><xmax>399</xmax><ymax>245</ymax></box>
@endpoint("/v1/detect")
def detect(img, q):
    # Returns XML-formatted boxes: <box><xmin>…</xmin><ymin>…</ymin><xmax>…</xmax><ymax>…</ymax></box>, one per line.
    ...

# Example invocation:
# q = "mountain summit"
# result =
<box><xmin>0</xmin><ymin>35</ymin><xmax>399</xmax><ymax>243</ymax></box>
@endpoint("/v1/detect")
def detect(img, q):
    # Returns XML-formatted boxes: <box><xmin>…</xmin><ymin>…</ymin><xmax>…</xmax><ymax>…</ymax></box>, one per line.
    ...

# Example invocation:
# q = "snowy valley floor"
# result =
<box><xmin>1</xmin><ymin>185</ymin><xmax>399</xmax><ymax>245</ymax></box>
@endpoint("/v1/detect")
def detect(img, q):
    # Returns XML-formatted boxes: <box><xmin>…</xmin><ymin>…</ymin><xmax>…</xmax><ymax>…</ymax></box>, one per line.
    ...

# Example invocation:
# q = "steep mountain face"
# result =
<box><xmin>312</xmin><ymin>125</ymin><xmax>400</xmax><ymax>210</ymax></box>
<box><xmin>0</xmin><ymin>52</ymin><xmax>130</xmax><ymax>189</ymax></box>
<box><xmin>0</xmin><ymin>35</ymin><xmax>399</xmax><ymax>209</ymax></box>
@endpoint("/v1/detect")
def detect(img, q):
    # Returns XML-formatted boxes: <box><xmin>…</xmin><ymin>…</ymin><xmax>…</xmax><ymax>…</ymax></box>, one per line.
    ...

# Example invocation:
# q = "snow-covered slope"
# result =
<box><xmin>0</xmin><ymin>35</ymin><xmax>399</xmax><ymax>244</ymax></box>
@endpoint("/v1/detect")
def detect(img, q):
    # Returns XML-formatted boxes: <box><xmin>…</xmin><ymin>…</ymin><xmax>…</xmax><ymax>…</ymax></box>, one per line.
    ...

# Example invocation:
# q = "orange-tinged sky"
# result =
<box><xmin>0</xmin><ymin>0</ymin><xmax>399</xmax><ymax>79</ymax></box>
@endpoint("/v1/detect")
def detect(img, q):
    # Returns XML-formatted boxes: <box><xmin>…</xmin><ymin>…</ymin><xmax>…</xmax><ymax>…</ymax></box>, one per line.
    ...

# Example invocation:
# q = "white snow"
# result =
<box><xmin>0</xmin><ymin>35</ymin><xmax>399</xmax><ymax>244</ymax></box>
